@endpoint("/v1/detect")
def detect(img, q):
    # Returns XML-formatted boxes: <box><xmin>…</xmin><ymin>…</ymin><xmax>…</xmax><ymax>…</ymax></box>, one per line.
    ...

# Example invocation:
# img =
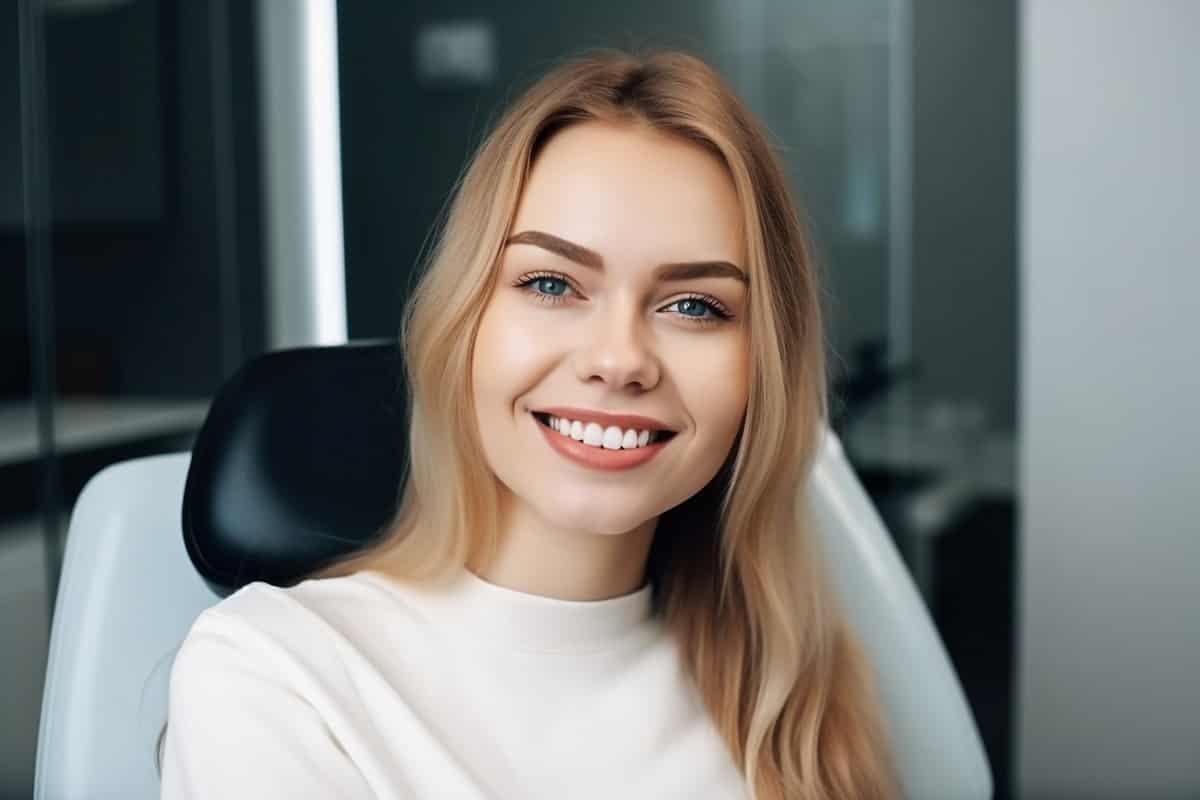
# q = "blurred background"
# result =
<box><xmin>1</xmin><ymin>1</ymin><xmax>1195</xmax><ymax>798</ymax></box>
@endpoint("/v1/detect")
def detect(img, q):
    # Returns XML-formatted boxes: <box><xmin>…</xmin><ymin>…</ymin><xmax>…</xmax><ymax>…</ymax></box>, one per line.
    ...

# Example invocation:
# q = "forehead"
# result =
<box><xmin>511</xmin><ymin>120</ymin><xmax>744</xmax><ymax>267</ymax></box>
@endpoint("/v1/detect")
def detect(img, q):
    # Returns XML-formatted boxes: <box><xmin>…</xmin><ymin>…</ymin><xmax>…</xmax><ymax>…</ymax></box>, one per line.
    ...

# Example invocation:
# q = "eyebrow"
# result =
<box><xmin>505</xmin><ymin>229</ymin><xmax>749</xmax><ymax>285</ymax></box>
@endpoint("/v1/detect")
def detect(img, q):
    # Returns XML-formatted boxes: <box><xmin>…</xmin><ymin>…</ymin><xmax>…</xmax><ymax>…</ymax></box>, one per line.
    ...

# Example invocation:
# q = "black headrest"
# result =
<box><xmin>182</xmin><ymin>341</ymin><xmax>409</xmax><ymax>594</ymax></box>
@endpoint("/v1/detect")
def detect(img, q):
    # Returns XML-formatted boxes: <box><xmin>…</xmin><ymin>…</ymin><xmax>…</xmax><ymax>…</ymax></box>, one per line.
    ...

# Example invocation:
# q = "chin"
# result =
<box><xmin>535</xmin><ymin>498</ymin><xmax>657</xmax><ymax>537</ymax></box>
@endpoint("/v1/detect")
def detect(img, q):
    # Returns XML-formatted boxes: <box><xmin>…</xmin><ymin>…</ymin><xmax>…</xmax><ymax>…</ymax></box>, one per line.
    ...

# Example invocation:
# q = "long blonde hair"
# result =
<box><xmin>313</xmin><ymin>50</ymin><xmax>898</xmax><ymax>799</ymax></box>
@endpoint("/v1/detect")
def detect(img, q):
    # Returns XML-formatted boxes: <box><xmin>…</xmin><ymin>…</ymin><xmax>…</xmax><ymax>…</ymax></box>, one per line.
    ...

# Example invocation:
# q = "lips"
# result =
<box><xmin>533</xmin><ymin>412</ymin><xmax>666</xmax><ymax>448</ymax></box>
<box><xmin>532</xmin><ymin>411</ymin><xmax>672</xmax><ymax>471</ymax></box>
<box><xmin>531</xmin><ymin>406</ymin><xmax>676</xmax><ymax>434</ymax></box>
<box><xmin>532</xmin><ymin>407</ymin><xmax>676</xmax><ymax>470</ymax></box>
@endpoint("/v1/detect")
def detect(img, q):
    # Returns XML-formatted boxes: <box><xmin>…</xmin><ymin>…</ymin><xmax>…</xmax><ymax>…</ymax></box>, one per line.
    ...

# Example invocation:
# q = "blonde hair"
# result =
<box><xmin>313</xmin><ymin>50</ymin><xmax>898</xmax><ymax>799</ymax></box>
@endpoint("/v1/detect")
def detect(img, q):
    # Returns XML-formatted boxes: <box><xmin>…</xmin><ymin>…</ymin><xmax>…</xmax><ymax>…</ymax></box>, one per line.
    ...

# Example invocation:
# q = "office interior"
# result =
<box><xmin>2</xmin><ymin>1</ymin><xmax>1195</xmax><ymax>799</ymax></box>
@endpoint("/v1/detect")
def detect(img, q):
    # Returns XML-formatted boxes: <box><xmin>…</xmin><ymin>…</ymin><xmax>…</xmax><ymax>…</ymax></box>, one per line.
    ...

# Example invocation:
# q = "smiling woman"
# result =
<box><xmin>158</xmin><ymin>50</ymin><xmax>898</xmax><ymax>800</ymax></box>
<box><xmin>469</xmin><ymin>118</ymin><xmax>753</xmax><ymax>583</ymax></box>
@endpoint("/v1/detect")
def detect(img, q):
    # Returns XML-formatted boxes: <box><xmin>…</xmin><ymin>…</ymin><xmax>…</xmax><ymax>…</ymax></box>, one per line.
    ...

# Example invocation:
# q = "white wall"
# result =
<box><xmin>1018</xmin><ymin>2</ymin><xmax>1200</xmax><ymax>798</ymax></box>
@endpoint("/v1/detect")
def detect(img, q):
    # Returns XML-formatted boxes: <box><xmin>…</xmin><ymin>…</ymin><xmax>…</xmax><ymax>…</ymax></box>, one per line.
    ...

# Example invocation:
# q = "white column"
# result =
<box><xmin>257</xmin><ymin>0</ymin><xmax>348</xmax><ymax>349</ymax></box>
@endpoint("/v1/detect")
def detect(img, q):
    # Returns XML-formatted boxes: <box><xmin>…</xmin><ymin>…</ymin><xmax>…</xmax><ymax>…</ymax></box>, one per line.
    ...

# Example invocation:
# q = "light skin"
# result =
<box><xmin>470</xmin><ymin>119</ymin><xmax>751</xmax><ymax>601</ymax></box>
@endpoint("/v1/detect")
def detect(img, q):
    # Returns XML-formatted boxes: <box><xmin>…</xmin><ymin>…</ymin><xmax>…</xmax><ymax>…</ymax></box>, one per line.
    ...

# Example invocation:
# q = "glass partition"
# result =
<box><xmin>0</xmin><ymin>2</ymin><xmax>266</xmax><ymax>795</ymax></box>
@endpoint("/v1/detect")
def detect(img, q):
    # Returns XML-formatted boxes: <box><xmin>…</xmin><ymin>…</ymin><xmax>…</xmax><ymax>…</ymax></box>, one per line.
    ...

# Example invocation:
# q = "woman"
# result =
<box><xmin>160</xmin><ymin>50</ymin><xmax>898</xmax><ymax>799</ymax></box>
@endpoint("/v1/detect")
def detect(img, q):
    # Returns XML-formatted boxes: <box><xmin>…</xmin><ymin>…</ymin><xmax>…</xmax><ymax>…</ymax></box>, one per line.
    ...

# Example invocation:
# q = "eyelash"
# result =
<box><xmin>511</xmin><ymin>271</ymin><xmax>735</xmax><ymax>327</ymax></box>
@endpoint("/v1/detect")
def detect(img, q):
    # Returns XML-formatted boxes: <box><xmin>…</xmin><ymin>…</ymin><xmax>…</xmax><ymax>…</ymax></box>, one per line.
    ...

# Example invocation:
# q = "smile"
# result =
<box><xmin>538</xmin><ymin>412</ymin><xmax>665</xmax><ymax>449</ymax></box>
<box><xmin>531</xmin><ymin>412</ymin><xmax>675</xmax><ymax>470</ymax></box>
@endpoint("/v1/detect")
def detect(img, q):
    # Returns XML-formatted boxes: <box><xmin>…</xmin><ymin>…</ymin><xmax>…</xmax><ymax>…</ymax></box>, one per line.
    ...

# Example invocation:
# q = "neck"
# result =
<box><xmin>475</xmin><ymin>494</ymin><xmax>657</xmax><ymax>601</ymax></box>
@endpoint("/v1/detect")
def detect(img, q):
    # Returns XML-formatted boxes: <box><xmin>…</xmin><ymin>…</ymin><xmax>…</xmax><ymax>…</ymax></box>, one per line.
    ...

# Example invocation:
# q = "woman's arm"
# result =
<box><xmin>159</xmin><ymin>610</ymin><xmax>374</xmax><ymax>799</ymax></box>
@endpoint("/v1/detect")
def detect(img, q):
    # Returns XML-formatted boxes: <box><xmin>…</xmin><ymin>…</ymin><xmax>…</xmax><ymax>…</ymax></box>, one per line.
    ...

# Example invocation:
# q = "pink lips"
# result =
<box><xmin>533</xmin><ymin>413</ymin><xmax>670</xmax><ymax>471</ymax></box>
<box><xmin>533</xmin><ymin>406</ymin><xmax>674</xmax><ymax>434</ymax></box>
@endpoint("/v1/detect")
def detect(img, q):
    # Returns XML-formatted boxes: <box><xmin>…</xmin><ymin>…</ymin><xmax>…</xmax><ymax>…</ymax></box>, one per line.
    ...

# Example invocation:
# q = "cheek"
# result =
<box><xmin>471</xmin><ymin>294</ymin><xmax>549</xmax><ymax>413</ymax></box>
<box><xmin>677</xmin><ymin>335</ymin><xmax>750</xmax><ymax>441</ymax></box>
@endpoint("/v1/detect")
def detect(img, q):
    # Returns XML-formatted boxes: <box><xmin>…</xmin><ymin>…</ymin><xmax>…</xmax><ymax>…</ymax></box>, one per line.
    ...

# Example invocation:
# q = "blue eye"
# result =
<box><xmin>663</xmin><ymin>296</ymin><xmax>733</xmax><ymax>326</ymax></box>
<box><xmin>534</xmin><ymin>277</ymin><xmax>568</xmax><ymax>296</ymax></box>
<box><xmin>513</xmin><ymin>272</ymin><xmax>575</xmax><ymax>305</ymax></box>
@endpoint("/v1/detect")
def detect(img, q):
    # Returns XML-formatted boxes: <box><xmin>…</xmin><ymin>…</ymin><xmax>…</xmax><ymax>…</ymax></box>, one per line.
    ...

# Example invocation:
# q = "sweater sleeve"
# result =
<box><xmin>159</xmin><ymin>609</ymin><xmax>374</xmax><ymax>800</ymax></box>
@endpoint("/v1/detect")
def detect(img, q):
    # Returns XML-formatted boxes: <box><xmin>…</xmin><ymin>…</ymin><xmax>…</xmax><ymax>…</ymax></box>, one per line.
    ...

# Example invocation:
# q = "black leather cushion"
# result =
<box><xmin>182</xmin><ymin>341</ymin><xmax>409</xmax><ymax>593</ymax></box>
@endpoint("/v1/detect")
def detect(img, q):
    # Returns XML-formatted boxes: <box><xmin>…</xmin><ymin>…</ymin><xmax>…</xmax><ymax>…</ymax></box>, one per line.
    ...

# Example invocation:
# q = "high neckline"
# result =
<box><xmin>357</xmin><ymin>567</ymin><xmax>655</xmax><ymax>654</ymax></box>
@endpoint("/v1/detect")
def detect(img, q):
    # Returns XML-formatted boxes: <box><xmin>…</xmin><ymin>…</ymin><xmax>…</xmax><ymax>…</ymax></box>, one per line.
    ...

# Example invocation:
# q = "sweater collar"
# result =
<box><xmin>385</xmin><ymin>566</ymin><xmax>655</xmax><ymax>654</ymax></box>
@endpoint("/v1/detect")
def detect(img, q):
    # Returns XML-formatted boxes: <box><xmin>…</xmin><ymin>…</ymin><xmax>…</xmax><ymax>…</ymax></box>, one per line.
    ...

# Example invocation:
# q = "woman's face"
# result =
<box><xmin>471</xmin><ymin>120</ymin><xmax>751</xmax><ymax>537</ymax></box>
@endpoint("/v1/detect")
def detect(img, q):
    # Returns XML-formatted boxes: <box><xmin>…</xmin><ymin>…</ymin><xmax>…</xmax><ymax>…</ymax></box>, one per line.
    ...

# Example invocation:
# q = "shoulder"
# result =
<box><xmin>162</xmin><ymin>577</ymin><xmax>381</xmax><ymax>797</ymax></box>
<box><xmin>166</xmin><ymin>574</ymin><xmax>380</xmax><ymax>732</ymax></box>
<box><xmin>178</xmin><ymin>571</ymin><xmax>399</xmax><ymax>662</ymax></box>
<box><xmin>196</xmin><ymin>572</ymin><xmax>377</xmax><ymax>630</ymax></box>
<box><xmin>173</xmin><ymin>570</ymin><xmax>435</xmax><ymax>685</ymax></box>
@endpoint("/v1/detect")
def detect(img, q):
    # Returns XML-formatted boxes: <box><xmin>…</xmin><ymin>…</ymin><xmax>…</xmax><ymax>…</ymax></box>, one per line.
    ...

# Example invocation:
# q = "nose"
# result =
<box><xmin>573</xmin><ymin>298</ymin><xmax>661</xmax><ymax>392</ymax></box>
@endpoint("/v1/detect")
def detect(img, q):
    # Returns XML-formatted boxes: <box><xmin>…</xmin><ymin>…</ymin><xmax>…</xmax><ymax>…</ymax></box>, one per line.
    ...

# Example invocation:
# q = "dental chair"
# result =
<box><xmin>33</xmin><ymin>341</ymin><xmax>992</xmax><ymax>800</ymax></box>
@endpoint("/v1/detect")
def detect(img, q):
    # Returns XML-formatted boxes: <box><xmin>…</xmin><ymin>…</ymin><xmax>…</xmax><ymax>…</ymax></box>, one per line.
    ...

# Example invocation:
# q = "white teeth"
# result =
<box><xmin>602</xmin><ymin>426</ymin><xmax>624</xmax><ymax>450</ymax></box>
<box><xmin>583</xmin><ymin>422</ymin><xmax>604</xmax><ymax>446</ymax></box>
<box><xmin>544</xmin><ymin>415</ymin><xmax>660</xmax><ymax>450</ymax></box>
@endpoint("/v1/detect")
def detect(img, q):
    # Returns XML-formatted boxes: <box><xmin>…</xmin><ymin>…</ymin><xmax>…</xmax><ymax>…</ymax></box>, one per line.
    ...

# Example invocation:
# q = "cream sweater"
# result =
<box><xmin>159</xmin><ymin>567</ymin><xmax>749</xmax><ymax>799</ymax></box>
